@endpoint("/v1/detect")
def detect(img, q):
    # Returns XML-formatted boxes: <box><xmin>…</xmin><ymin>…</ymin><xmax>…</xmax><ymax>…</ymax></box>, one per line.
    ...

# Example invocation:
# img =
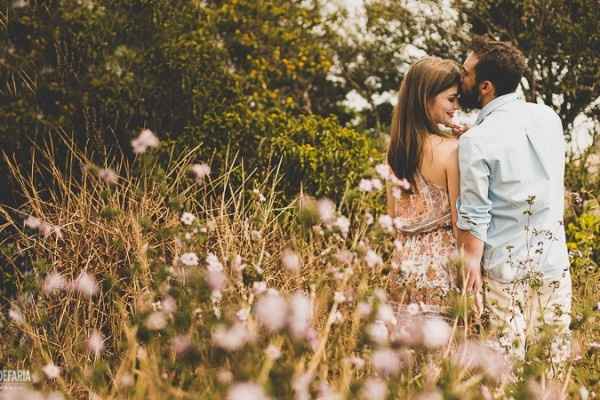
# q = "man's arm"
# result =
<box><xmin>457</xmin><ymin>229</ymin><xmax>484</xmax><ymax>292</ymax></box>
<box><xmin>456</xmin><ymin>135</ymin><xmax>492</xmax><ymax>293</ymax></box>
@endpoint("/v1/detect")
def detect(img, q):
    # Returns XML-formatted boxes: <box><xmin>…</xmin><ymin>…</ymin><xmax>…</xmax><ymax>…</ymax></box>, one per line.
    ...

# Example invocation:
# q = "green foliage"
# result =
<box><xmin>0</xmin><ymin>0</ymin><xmax>359</xmax><ymax>207</ymax></box>
<box><xmin>567</xmin><ymin>211</ymin><xmax>600</xmax><ymax>273</ymax></box>
<box><xmin>270</xmin><ymin>114</ymin><xmax>378</xmax><ymax>199</ymax></box>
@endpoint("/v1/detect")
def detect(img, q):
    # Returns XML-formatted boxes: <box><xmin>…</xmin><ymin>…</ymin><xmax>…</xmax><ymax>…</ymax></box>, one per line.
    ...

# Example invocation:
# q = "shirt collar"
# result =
<box><xmin>475</xmin><ymin>92</ymin><xmax>521</xmax><ymax>125</ymax></box>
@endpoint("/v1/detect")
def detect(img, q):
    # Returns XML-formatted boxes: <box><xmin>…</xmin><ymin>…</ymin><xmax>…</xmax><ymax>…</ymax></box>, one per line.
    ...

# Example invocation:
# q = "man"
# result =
<box><xmin>456</xmin><ymin>36</ymin><xmax>571</xmax><ymax>375</ymax></box>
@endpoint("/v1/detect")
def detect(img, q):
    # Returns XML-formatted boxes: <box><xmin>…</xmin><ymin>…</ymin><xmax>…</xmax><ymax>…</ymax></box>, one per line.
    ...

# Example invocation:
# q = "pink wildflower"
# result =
<box><xmin>131</xmin><ymin>129</ymin><xmax>159</xmax><ymax>154</ymax></box>
<box><xmin>190</xmin><ymin>163</ymin><xmax>211</xmax><ymax>183</ymax></box>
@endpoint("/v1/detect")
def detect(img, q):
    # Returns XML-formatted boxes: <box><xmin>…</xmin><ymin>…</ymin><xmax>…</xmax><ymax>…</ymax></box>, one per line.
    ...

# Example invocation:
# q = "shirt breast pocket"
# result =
<box><xmin>498</xmin><ymin>153</ymin><xmax>530</xmax><ymax>183</ymax></box>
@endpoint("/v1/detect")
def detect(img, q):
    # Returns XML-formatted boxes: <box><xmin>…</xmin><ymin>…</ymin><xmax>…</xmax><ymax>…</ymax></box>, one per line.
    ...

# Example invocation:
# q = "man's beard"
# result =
<box><xmin>459</xmin><ymin>84</ymin><xmax>482</xmax><ymax>111</ymax></box>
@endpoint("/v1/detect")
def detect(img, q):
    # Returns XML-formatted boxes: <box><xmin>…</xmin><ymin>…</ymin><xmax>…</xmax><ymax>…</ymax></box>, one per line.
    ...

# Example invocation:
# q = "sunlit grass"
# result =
<box><xmin>0</xmin><ymin>139</ymin><xmax>598</xmax><ymax>399</ymax></box>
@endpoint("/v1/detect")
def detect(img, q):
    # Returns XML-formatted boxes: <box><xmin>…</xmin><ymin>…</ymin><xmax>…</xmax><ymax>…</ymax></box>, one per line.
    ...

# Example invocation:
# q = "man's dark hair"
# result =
<box><xmin>470</xmin><ymin>36</ymin><xmax>527</xmax><ymax>96</ymax></box>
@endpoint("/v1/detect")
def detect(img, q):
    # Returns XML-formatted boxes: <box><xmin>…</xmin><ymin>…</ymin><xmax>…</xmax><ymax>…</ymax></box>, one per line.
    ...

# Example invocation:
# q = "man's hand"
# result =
<box><xmin>444</xmin><ymin>121</ymin><xmax>469</xmax><ymax>137</ymax></box>
<box><xmin>464</xmin><ymin>258</ymin><xmax>482</xmax><ymax>293</ymax></box>
<box><xmin>464</xmin><ymin>257</ymin><xmax>484</xmax><ymax>317</ymax></box>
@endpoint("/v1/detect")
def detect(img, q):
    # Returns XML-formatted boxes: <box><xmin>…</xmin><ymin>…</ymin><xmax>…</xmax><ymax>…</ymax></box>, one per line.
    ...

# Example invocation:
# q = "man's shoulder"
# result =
<box><xmin>459</xmin><ymin>124</ymin><xmax>487</xmax><ymax>143</ymax></box>
<box><xmin>518</xmin><ymin>99</ymin><xmax>555</xmax><ymax>114</ymax></box>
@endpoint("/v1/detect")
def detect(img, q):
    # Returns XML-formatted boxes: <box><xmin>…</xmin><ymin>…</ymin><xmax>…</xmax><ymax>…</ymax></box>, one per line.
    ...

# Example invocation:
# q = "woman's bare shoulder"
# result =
<box><xmin>434</xmin><ymin>136</ymin><xmax>458</xmax><ymax>161</ymax></box>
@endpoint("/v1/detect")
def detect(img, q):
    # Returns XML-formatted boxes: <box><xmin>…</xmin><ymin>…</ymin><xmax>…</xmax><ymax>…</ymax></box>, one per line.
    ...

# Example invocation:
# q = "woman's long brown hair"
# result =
<box><xmin>387</xmin><ymin>57</ymin><xmax>460</xmax><ymax>189</ymax></box>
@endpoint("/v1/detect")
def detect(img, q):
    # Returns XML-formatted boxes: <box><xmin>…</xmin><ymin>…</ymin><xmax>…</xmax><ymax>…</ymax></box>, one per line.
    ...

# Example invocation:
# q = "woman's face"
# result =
<box><xmin>429</xmin><ymin>85</ymin><xmax>460</xmax><ymax>126</ymax></box>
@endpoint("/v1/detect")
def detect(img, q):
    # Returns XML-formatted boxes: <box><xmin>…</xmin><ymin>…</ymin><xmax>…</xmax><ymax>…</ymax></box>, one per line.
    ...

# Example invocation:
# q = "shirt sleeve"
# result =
<box><xmin>456</xmin><ymin>135</ymin><xmax>492</xmax><ymax>242</ymax></box>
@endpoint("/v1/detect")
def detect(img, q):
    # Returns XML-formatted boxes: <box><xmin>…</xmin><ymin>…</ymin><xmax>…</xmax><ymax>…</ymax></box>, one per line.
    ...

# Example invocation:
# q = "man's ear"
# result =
<box><xmin>479</xmin><ymin>80</ymin><xmax>495</xmax><ymax>97</ymax></box>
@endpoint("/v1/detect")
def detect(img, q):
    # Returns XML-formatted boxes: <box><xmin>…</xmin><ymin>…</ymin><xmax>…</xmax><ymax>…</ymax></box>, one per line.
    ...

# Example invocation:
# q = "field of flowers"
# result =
<box><xmin>0</xmin><ymin>132</ymin><xmax>598</xmax><ymax>399</ymax></box>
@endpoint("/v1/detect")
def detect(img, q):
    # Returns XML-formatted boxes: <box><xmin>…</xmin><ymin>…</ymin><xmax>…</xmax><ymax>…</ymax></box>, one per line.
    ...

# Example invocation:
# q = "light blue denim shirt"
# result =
<box><xmin>456</xmin><ymin>92</ymin><xmax>570</xmax><ymax>283</ymax></box>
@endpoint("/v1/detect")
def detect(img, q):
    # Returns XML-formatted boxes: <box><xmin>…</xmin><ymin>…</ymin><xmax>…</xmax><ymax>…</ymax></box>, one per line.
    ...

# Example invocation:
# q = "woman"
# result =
<box><xmin>386</xmin><ymin>57</ymin><xmax>463</xmax><ymax>316</ymax></box>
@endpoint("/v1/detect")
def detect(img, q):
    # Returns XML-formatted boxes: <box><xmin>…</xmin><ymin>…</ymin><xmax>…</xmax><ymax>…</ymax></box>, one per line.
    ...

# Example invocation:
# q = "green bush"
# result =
<box><xmin>269</xmin><ymin>114</ymin><xmax>378</xmax><ymax>200</ymax></box>
<box><xmin>1</xmin><ymin>0</ymin><xmax>347</xmax><ymax>207</ymax></box>
<box><xmin>567</xmin><ymin>209</ymin><xmax>600</xmax><ymax>273</ymax></box>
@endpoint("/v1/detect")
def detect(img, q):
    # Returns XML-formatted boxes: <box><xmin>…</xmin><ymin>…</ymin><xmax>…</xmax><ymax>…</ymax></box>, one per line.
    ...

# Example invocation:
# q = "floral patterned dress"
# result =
<box><xmin>387</xmin><ymin>171</ymin><xmax>460</xmax><ymax>316</ymax></box>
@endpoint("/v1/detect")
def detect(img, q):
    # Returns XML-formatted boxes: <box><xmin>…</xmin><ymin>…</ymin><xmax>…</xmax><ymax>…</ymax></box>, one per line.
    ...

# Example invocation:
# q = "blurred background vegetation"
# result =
<box><xmin>1</xmin><ymin>0</ymin><xmax>599</xmax><ymax>280</ymax></box>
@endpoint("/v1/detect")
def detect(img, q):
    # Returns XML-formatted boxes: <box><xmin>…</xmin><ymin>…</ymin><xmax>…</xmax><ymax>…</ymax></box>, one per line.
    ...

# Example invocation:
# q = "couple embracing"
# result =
<box><xmin>386</xmin><ymin>36</ymin><xmax>571</xmax><ymax>373</ymax></box>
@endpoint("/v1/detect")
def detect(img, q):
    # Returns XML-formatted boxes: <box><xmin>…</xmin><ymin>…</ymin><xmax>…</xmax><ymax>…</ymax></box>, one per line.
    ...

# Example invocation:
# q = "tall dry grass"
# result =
<box><xmin>0</xmin><ymin>139</ymin><xmax>597</xmax><ymax>399</ymax></box>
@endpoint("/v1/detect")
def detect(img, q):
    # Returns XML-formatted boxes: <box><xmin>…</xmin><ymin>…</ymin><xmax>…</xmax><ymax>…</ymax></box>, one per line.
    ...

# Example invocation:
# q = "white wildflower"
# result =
<box><xmin>334</xmin><ymin>216</ymin><xmax>350</xmax><ymax>237</ymax></box>
<box><xmin>421</xmin><ymin>318</ymin><xmax>452</xmax><ymax>349</ymax></box>
<box><xmin>392</xmin><ymin>187</ymin><xmax>402</xmax><ymax>199</ymax></box>
<box><xmin>397</xmin><ymin>178</ymin><xmax>411</xmax><ymax>190</ymax></box>
<box><xmin>131</xmin><ymin>129</ymin><xmax>159</xmax><ymax>154</ymax></box>
<box><xmin>9</xmin><ymin>306</ymin><xmax>24</xmax><ymax>324</ymax></box>
<box><xmin>46</xmin><ymin>392</ymin><xmax>65</xmax><ymax>400</ymax></box>
<box><xmin>357</xmin><ymin>302</ymin><xmax>372</xmax><ymax>318</ymax></box>
<box><xmin>317</xmin><ymin>382</ymin><xmax>339</xmax><ymax>400</ymax></box>
<box><xmin>378</xmin><ymin>214</ymin><xmax>394</xmax><ymax>232</ymax></box>
<box><xmin>180</xmin><ymin>212</ymin><xmax>196</xmax><ymax>225</ymax></box>
<box><xmin>117</xmin><ymin>372</ymin><xmax>135</xmax><ymax>388</ymax></box>
<box><xmin>236</xmin><ymin>307</ymin><xmax>251</xmax><ymax>321</ymax></box>
<box><xmin>252</xmin><ymin>188</ymin><xmax>267</xmax><ymax>202</ymax></box>
<box><xmin>374</xmin><ymin>288</ymin><xmax>387</xmax><ymax>302</ymax></box>
<box><xmin>414</xmin><ymin>390</ymin><xmax>444</xmax><ymax>400</ymax></box>
<box><xmin>364</xmin><ymin>212</ymin><xmax>374</xmax><ymax>225</ymax></box>
<box><xmin>345</xmin><ymin>355</ymin><xmax>365</xmax><ymax>369</ymax></box>
<box><xmin>144</xmin><ymin>311</ymin><xmax>167</xmax><ymax>331</ymax></box>
<box><xmin>38</xmin><ymin>222</ymin><xmax>62</xmax><ymax>239</ymax></box>
<box><xmin>227</xmin><ymin>382</ymin><xmax>269</xmax><ymax>400</ymax></box>
<box><xmin>364</xmin><ymin>249</ymin><xmax>383</xmax><ymax>268</ymax></box>
<box><xmin>42</xmin><ymin>272</ymin><xmax>66</xmax><ymax>295</ymax></box>
<box><xmin>367</xmin><ymin>320</ymin><xmax>389</xmax><ymax>345</ymax></box>
<box><xmin>358</xmin><ymin>179</ymin><xmax>373</xmax><ymax>192</ymax></box>
<box><xmin>377</xmin><ymin>303</ymin><xmax>397</xmax><ymax>325</ymax></box>
<box><xmin>212</xmin><ymin>322</ymin><xmax>253</xmax><ymax>351</ymax></box>
<box><xmin>292</xmin><ymin>373</ymin><xmax>313</xmax><ymax>400</ymax></box>
<box><xmin>281</xmin><ymin>248</ymin><xmax>301</xmax><ymax>273</ymax></box>
<box><xmin>206</xmin><ymin>269</ymin><xmax>227</xmax><ymax>292</ymax></box>
<box><xmin>12</xmin><ymin>0</ymin><xmax>30</xmax><ymax>9</ymax></box>
<box><xmin>453</xmin><ymin>340</ymin><xmax>511</xmax><ymax>382</ymax></box>
<box><xmin>170</xmin><ymin>335</ymin><xmax>192</xmax><ymax>357</ymax></box>
<box><xmin>180</xmin><ymin>252</ymin><xmax>199</xmax><ymax>267</ymax></box>
<box><xmin>216</xmin><ymin>368</ymin><xmax>233</xmax><ymax>385</ymax></box>
<box><xmin>317</xmin><ymin>198</ymin><xmax>336</xmax><ymax>223</ymax></box>
<box><xmin>375</xmin><ymin>164</ymin><xmax>392</xmax><ymax>180</ymax></box>
<box><xmin>579</xmin><ymin>386</ymin><xmax>589</xmax><ymax>400</ymax></box>
<box><xmin>87</xmin><ymin>329</ymin><xmax>105</xmax><ymax>356</ymax></box>
<box><xmin>333</xmin><ymin>291</ymin><xmax>346</xmax><ymax>304</ymax></box>
<box><xmin>334</xmin><ymin>249</ymin><xmax>354</xmax><ymax>265</ymax></box>
<box><xmin>72</xmin><ymin>271</ymin><xmax>99</xmax><ymax>297</ymax></box>
<box><xmin>265</xmin><ymin>344</ymin><xmax>282</xmax><ymax>360</ymax></box>
<box><xmin>231</xmin><ymin>254</ymin><xmax>245</xmax><ymax>273</ymax></box>
<box><xmin>206</xmin><ymin>252</ymin><xmax>224</xmax><ymax>272</ymax></box>
<box><xmin>332</xmin><ymin>310</ymin><xmax>344</xmax><ymax>324</ymax></box>
<box><xmin>98</xmin><ymin>168</ymin><xmax>118</xmax><ymax>185</ymax></box>
<box><xmin>371</xmin><ymin>178</ymin><xmax>383</xmax><ymax>191</ymax></box>
<box><xmin>393</xmin><ymin>239</ymin><xmax>403</xmax><ymax>251</ymax></box>
<box><xmin>252</xmin><ymin>281</ymin><xmax>267</xmax><ymax>295</ymax></box>
<box><xmin>288</xmin><ymin>292</ymin><xmax>312</xmax><ymax>340</ymax></box>
<box><xmin>406</xmin><ymin>303</ymin><xmax>420</xmax><ymax>315</ymax></box>
<box><xmin>360</xmin><ymin>377</ymin><xmax>387</xmax><ymax>400</ymax></box>
<box><xmin>190</xmin><ymin>163</ymin><xmax>211</xmax><ymax>183</ymax></box>
<box><xmin>255</xmin><ymin>292</ymin><xmax>287</xmax><ymax>333</ymax></box>
<box><xmin>372</xmin><ymin>348</ymin><xmax>401</xmax><ymax>376</ymax></box>
<box><xmin>136</xmin><ymin>347</ymin><xmax>147</xmax><ymax>361</ymax></box>
<box><xmin>161</xmin><ymin>295</ymin><xmax>177</xmax><ymax>314</ymax></box>
<box><xmin>42</xmin><ymin>363</ymin><xmax>61</xmax><ymax>379</ymax></box>
<box><xmin>24</xmin><ymin>215</ymin><xmax>41</xmax><ymax>229</ymax></box>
